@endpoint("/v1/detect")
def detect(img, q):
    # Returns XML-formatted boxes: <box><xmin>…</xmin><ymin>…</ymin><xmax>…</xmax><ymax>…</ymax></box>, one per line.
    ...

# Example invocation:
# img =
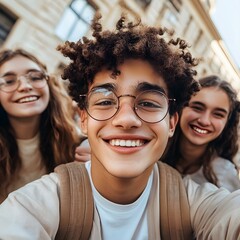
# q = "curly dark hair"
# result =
<box><xmin>0</xmin><ymin>49</ymin><xmax>80</xmax><ymax>197</ymax></box>
<box><xmin>57</xmin><ymin>13</ymin><xmax>200</xmax><ymax>115</ymax></box>
<box><xmin>162</xmin><ymin>75</ymin><xmax>240</xmax><ymax>186</ymax></box>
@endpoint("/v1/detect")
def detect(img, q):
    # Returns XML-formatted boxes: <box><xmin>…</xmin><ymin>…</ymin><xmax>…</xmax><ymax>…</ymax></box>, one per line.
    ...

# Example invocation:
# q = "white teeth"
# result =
<box><xmin>126</xmin><ymin>140</ymin><xmax>132</xmax><ymax>147</ymax></box>
<box><xmin>193</xmin><ymin>126</ymin><xmax>208</xmax><ymax>134</ymax></box>
<box><xmin>18</xmin><ymin>96</ymin><xmax>38</xmax><ymax>103</ymax></box>
<box><xmin>109</xmin><ymin>139</ymin><xmax>144</xmax><ymax>147</ymax></box>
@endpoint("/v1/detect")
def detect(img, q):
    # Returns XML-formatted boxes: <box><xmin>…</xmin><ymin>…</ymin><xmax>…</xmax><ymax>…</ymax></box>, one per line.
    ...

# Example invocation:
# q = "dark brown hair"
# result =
<box><xmin>57</xmin><ymin>13</ymin><xmax>200</xmax><ymax>115</ymax></box>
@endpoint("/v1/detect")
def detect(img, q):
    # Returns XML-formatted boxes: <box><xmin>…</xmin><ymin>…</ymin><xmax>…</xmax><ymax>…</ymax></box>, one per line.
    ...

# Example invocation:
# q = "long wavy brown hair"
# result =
<box><xmin>0</xmin><ymin>49</ymin><xmax>80</xmax><ymax>195</ymax></box>
<box><xmin>162</xmin><ymin>75</ymin><xmax>240</xmax><ymax>186</ymax></box>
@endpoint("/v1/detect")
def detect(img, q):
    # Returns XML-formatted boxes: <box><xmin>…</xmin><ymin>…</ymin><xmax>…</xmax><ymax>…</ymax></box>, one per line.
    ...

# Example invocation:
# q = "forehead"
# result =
<box><xmin>91</xmin><ymin>59</ymin><xmax>168</xmax><ymax>95</ymax></box>
<box><xmin>0</xmin><ymin>55</ymin><xmax>41</xmax><ymax>75</ymax></box>
<box><xmin>190</xmin><ymin>86</ymin><xmax>230</xmax><ymax>111</ymax></box>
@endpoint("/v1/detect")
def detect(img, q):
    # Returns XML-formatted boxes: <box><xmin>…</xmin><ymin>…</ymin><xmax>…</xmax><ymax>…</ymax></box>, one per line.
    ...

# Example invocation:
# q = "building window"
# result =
<box><xmin>56</xmin><ymin>0</ymin><xmax>95</xmax><ymax>42</ymax></box>
<box><xmin>0</xmin><ymin>7</ymin><xmax>16</xmax><ymax>46</ymax></box>
<box><xmin>168</xmin><ymin>0</ymin><xmax>182</xmax><ymax>12</ymax></box>
<box><xmin>135</xmin><ymin>0</ymin><xmax>152</xmax><ymax>8</ymax></box>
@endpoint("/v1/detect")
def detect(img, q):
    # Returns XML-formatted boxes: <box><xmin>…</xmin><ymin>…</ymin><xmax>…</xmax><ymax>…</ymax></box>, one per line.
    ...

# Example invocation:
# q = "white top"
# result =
<box><xmin>0</xmin><ymin>162</ymin><xmax>240</xmax><ymax>239</ymax></box>
<box><xmin>86</xmin><ymin>162</ymin><xmax>152</xmax><ymax>239</ymax></box>
<box><xmin>187</xmin><ymin>156</ymin><xmax>240</xmax><ymax>192</ymax></box>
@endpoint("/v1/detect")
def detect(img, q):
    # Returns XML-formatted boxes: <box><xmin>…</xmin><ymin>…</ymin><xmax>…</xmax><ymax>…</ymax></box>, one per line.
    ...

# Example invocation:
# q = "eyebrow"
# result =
<box><xmin>190</xmin><ymin>101</ymin><xmax>229</xmax><ymax>114</ymax></box>
<box><xmin>0</xmin><ymin>69</ymin><xmax>42</xmax><ymax>78</ymax></box>
<box><xmin>91</xmin><ymin>83</ymin><xmax>116</xmax><ymax>92</ymax></box>
<box><xmin>136</xmin><ymin>82</ymin><xmax>167</xmax><ymax>94</ymax></box>
<box><xmin>90</xmin><ymin>82</ymin><xmax>167</xmax><ymax>95</ymax></box>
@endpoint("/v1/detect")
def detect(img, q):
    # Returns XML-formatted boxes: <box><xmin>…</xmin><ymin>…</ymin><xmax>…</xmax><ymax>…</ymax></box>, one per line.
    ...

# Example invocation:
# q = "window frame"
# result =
<box><xmin>55</xmin><ymin>0</ymin><xmax>96</xmax><ymax>41</ymax></box>
<box><xmin>0</xmin><ymin>6</ymin><xmax>16</xmax><ymax>46</ymax></box>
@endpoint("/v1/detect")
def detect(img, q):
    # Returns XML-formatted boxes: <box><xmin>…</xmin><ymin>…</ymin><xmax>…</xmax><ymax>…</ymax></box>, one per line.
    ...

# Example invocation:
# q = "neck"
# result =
<box><xmin>177</xmin><ymin>134</ymin><xmax>207</xmax><ymax>174</ymax></box>
<box><xmin>91</xmin><ymin>160</ymin><xmax>152</xmax><ymax>204</ymax></box>
<box><xmin>9</xmin><ymin>116</ymin><xmax>40</xmax><ymax>139</ymax></box>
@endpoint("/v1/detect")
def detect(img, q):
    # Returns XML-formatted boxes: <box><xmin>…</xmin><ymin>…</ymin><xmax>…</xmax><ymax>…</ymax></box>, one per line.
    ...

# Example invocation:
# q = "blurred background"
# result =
<box><xmin>0</xmin><ymin>0</ymin><xmax>239</xmax><ymax>93</ymax></box>
<box><xmin>1</xmin><ymin>0</ymin><xmax>240</xmax><ymax>169</ymax></box>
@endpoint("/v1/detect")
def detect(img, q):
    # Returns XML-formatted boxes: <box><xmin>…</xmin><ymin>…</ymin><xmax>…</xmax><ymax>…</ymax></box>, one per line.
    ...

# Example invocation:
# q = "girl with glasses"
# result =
<box><xmin>0</xmin><ymin>49</ymin><xmax>80</xmax><ymax>202</ymax></box>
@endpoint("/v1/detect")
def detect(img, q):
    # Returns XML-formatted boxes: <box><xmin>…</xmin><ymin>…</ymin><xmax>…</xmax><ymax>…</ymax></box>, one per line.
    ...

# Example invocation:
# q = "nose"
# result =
<box><xmin>17</xmin><ymin>77</ymin><xmax>33</xmax><ymax>92</ymax></box>
<box><xmin>111</xmin><ymin>98</ymin><xmax>142</xmax><ymax>129</ymax></box>
<box><xmin>197</xmin><ymin>111</ymin><xmax>211</xmax><ymax>126</ymax></box>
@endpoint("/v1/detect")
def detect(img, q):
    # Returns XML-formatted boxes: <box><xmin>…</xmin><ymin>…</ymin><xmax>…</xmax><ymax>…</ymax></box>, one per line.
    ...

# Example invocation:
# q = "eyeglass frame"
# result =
<box><xmin>0</xmin><ymin>71</ymin><xmax>49</xmax><ymax>93</ymax></box>
<box><xmin>79</xmin><ymin>88</ymin><xmax>176</xmax><ymax>123</ymax></box>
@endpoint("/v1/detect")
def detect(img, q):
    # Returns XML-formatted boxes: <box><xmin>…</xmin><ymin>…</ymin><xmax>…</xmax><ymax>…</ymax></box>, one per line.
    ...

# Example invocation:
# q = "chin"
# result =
<box><xmin>106</xmin><ymin>162</ymin><xmax>149</xmax><ymax>178</ymax></box>
<box><xmin>111</xmin><ymin>171</ymin><xmax>141</xmax><ymax>179</ymax></box>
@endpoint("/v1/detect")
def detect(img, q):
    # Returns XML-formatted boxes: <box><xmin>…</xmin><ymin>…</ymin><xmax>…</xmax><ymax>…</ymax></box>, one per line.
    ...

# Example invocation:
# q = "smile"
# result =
<box><xmin>17</xmin><ymin>96</ymin><xmax>39</xmax><ymax>103</ymax></box>
<box><xmin>109</xmin><ymin>139</ymin><xmax>145</xmax><ymax>147</ymax></box>
<box><xmin>192</xmin><ymin>126</ymin><xmax>209</xmax><ymax>134</ymax></box>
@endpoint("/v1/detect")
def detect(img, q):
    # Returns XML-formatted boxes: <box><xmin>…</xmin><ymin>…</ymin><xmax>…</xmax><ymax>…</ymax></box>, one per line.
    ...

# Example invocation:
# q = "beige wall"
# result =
<box><xmin>0</xmin><ymin>0</ymin><xmax>71</xmax><ymax>73</ymax></box>
<box><xmin>1</xmin><ymin>0</ymin><xmax>239</xmax><ymax>94</ymax></box>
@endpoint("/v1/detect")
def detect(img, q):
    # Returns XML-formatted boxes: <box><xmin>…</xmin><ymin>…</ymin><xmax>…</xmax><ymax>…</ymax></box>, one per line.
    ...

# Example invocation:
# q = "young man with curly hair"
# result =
<box><xmin>0</xmin><ymin>14</ymin><xmax>240</xmax><ymax>239</ymax></box>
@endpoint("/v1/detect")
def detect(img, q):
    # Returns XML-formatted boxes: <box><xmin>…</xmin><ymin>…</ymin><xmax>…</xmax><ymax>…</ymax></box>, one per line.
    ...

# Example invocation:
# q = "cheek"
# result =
<box><xmin>184</xmin><ymin>108</ymin><xmax>199</xmax><ymax>119</ymax></box>
<box><xmin>213</xmin><ymin>119</ymin><xmax>227</xmax><ymax>135</ymax></box>
<box><xmin>45</xmin><ymin>91</ymin><xmax>50</xmax><ymax>105</ymax></box>
<box><xmin>180</xmin><ymin>110</ymin><xmax>197</xmax><ymax>128</ymax></box>
<box><xmin>0</xmin><ymin>93</ymin><xmax>12</xmax><ymax>111</ymax></box>
<box><xmin>152</xmin><ymin>119</ymin><xmax>171</xmax><ymax>143</ymax></box>
<box><xmin>86</xmin><ymin>117</ymin><xmax>103</xmax><ymax>137</ymax></box>
<box><xmin>86</xmin><ymin>119</ymin><xmax>106</xmax><ymax>149</ymax></box>
<box><xmin>43</xmin><ymin>86</ymin><xmax>50</xmax><ymax>100</ymax></box>
<box><xmin>41</xmin><ymin>86</ymin><xmax>50</xmax><ymax>107</ymax></box>
<box><xmin>179</xmin><ymin>112</ymin><xmax>191</xmax><ymax>129</ymax></box>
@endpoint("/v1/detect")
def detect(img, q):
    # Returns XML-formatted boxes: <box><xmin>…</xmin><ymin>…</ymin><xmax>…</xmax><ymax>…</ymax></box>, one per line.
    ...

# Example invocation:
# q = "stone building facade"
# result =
<box><xmin>0</xmin><ymin>0</ymin><xmax>239</xmax><ymax>91</ymax></box>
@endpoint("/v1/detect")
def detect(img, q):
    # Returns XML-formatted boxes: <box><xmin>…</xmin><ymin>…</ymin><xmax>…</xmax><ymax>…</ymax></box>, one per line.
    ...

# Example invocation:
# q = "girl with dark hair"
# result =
<box><xmin>162</xmin><ymin>75</ymin><xmax>240</xmax><ymax>191</ymax></box>
<box><xmin>0</xmin><ymin>49</ymin><xmax>80</xmax><ymax>202</ymax></box>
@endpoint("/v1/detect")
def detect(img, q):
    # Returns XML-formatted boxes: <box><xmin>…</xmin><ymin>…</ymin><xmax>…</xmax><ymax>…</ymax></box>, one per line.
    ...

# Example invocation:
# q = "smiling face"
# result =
<box><xmin>180</xmin><ymin>86</ymin><xmax>230</xmax><ymax>147</ymax></box>
<box><xmin>0</xmin><ymin>55</ymin><xmax>50</xmax><ymax>121</ymax></box>
<box><xmin>80</xmin><ymin>59</ymin><xmax>178</xmax><ymax>180</ymax></box>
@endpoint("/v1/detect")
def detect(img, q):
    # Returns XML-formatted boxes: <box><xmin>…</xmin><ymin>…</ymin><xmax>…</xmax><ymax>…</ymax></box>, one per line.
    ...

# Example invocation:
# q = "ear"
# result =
<box><xmin>169</xmin><ymin>112</ymin><xmax>179</xmax><ymax>137</ymax></box>
<box><xmin>79</xmin><ymin>109</ymin><xmax>88</xmax><ymax>135</ymax></box>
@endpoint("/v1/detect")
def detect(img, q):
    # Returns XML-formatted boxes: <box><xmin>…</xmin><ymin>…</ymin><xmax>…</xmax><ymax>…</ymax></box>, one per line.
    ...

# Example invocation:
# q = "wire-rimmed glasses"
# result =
<box><xmin>0</xmin><ymin>71</ymin><xmax>48</xmax><ymax>93</ymax></box>
<box><xmin>80</xmin><ymin>87</ymin><xmax>176</xmax><ymax>123</ymax></box>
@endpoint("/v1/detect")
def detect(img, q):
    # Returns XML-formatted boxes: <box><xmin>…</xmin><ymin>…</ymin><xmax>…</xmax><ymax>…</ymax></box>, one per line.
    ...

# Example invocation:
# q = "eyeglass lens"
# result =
<box><xmin>85</xmin><ymin>88</ymin><xmax>170</xmax><ymax>123</ymax></box>
<box><xmin>0</xmin><ymin>72</ymin><xmax>47</xmax><ymax>92</ymax></box>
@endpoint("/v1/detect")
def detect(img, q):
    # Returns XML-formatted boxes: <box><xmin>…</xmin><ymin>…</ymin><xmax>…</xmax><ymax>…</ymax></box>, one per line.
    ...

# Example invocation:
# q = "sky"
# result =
<box><xmin>211</xmin><ymin>0</ymin><xmax>240</xmax><ymax>68</ymax></box>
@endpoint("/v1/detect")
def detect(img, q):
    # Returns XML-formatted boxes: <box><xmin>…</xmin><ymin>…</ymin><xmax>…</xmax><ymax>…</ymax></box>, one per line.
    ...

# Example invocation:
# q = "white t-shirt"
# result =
<box><xmin>86</xmin><ymin>162</ymin><xmax>152</xmax><ymax>240</ymax></box>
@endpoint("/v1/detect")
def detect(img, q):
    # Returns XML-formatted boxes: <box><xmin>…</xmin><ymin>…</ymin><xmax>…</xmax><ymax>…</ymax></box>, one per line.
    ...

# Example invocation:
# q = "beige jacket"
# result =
<box><xmin>0</xmin><ymin>163</ymin><xmax>239</xmax><ymax>239</ymax></box>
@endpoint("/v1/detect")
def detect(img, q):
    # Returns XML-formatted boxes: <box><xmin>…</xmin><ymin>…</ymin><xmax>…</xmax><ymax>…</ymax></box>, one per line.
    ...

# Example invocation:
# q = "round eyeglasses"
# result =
<box><xmin>0</xmin><ymin>71</ymin><xmax>48</xmax><ymax>93</ymax></box>
<box><xmin>80</xmin><ymin>88</ymin><xmax>176</xmax><ymax>123</ymax></box>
